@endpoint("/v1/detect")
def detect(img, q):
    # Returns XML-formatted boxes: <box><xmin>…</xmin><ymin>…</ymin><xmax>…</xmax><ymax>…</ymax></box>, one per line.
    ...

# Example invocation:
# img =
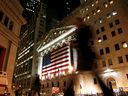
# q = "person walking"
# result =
<box><xmin>31</xmin><ymin>74</ymin><xmax>41</xmax><ymax>96</ymax></box>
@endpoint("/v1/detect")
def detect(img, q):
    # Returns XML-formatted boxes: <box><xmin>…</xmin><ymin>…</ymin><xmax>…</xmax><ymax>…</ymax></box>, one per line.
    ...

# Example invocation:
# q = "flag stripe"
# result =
<box><xmin>42</xmin><ymin>59</ymin><xmax>69</xmax><ymax>70</ymax></box>
<box><xmin>42</xmin><ymin>64</ymin><xmax>69</xmax><ymax>73</ymax></box>
<box><xmin>51</xmin><ymin>55</ymin><xmax>69</xmax><ymax>63</ymax></box>
<box><xmin>42</xmin><ymin>44</ymin><xmax>70</xmax><ymax>78</ymax></box>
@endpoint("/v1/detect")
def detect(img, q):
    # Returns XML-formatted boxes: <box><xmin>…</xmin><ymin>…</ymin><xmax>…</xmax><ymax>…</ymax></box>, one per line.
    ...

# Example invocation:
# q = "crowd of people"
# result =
<box><xmin>14</xmin><ymin>74</ymin><xmax>41</xmax><ymax>96</ymax></box>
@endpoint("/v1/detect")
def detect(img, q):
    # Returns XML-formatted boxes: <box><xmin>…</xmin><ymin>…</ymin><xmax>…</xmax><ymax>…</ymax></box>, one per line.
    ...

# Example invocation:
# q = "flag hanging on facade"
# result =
<box><xmin>42</xmin><ymin>44</ymin><xmax>71</xmax><ymax>79</ymax></box>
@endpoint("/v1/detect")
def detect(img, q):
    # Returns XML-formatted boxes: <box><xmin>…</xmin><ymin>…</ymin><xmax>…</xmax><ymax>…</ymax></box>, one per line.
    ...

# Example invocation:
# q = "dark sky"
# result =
<box><xmin>20</xmin><ymin>0</ymin><xmax>80</xmax><ymax>21</ymax></box>
<box><xmin>46</xmin><ymin>0</ymin><xmax>80</xmax><ymax>20</ymax></box>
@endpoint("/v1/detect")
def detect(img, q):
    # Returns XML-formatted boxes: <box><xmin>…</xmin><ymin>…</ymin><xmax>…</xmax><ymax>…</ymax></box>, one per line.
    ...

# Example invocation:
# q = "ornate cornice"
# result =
<box><xmin>37</xmin><ymin>25</ymin><xmax>78</xmax><ymax>55</ymax></box>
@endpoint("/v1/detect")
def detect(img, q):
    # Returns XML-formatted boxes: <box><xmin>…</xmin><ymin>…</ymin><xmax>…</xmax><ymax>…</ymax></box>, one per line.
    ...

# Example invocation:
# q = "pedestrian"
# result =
<box><xmin>15</xmin><ymin>86</ymin><xmax>21</xmax><ymax>96</ymax></box>
<box><xmin>28</xmin><ymin>89</ymin><xmax>32</xmax><ymax>96</ymax></box>
<box><xmin>31</xmin><ymin>74</ymin><xmax>41</xmax><ymax>96</ymax></box>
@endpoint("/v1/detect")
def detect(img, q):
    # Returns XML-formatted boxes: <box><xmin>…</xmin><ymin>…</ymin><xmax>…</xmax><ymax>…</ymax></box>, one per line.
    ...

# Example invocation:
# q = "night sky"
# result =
<box><xmin>20</xmin><ymin>0</ymin><xmax>80</xmax><ymax>20</ymax></box>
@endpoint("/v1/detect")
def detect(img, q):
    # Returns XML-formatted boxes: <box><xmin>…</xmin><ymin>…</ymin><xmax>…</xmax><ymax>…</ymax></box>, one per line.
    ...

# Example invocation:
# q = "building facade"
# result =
<box><xmin>37</xmin><ymin>0</ymin><xmax>128</xmax><ymax>95</ymax></box>
<box><xmin>37</xmin><ymin>25</ymin><xmax>102</xmax><ymax>96</ymax></box>
<box><xmin>0</xmin><ymin>0</ymin><xmax>26</xmax><ymax>95</ymax></box>
<box><xmin>13</xmin><ymin>2</ymin><xmax>46</xmax><ymax>94</ymax></box>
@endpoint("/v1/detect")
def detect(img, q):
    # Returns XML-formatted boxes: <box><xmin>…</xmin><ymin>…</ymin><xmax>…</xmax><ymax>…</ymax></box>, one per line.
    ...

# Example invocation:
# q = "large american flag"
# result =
<box><xmin>42</xmin><ymin>44</ymin><xmax>71</xmax><ymax>79</ymax></box>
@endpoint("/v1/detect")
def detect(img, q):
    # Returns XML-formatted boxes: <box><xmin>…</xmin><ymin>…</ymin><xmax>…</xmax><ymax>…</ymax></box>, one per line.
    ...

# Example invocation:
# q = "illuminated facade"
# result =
<box><xmin>37</xmin><ymin>25</ymin><xmax>102</xmax><ymax>95</ymax></box>
<box><xmin>37</xmin><ymin>0</ymin><xmax>128</xmax><ymax>95</ymax></box>
<box><xmin>0</xmin><ymin>0</ymin><xmax>26</xmax><ymax>95</ymax></box>
<box><xmin>13</xmin><ymin>2</ymin><xmax>46</xmax><ymax>94</ymax></box>
<box><xmin>59</xmin><ymin>0</ymin><xmax>128</xmax><ymax>94</ymax></box>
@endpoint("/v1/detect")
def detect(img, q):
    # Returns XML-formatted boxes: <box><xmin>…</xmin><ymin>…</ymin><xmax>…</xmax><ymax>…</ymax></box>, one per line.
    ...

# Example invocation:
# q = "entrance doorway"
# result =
<box><xmin>106</xmin><ymin>77</ymin><xmax>117</xmax><ymax>92</ymax></box>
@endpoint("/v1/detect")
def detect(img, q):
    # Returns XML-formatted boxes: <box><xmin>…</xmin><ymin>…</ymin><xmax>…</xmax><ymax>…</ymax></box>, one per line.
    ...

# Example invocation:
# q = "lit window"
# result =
<box><xmin>83</xmin><ymin>17</ymin><xmax>86</xmax><ymax>21</ymax></box>
<box><xmin>109</xmin><ymin>0</ymin><xmax>114</xmax><ymax>4</ymax></box>
<box><xmin>80</xmin><ymin>9</ymin><xmax>84</xmax><ymax>14</ymax></box>
<box><xmin>107</xmin><ymin>13</ymin><xmax>111</xmax><ymax>19</ymax></box>
<box><xmin>86</xmin><ymin>8</ymin><xmax>88</xmax><ymax>11</ymax></box>
<box><xmin>122</xmin><ymin>42</ymin><xmax>128</xmax><ymax>48</ymax></box>
<box><xmin>99</xmin><ymin>19</ymin><xmax>103</xmax><ymax>23</ymax></box>
<box><xmin>86</xmin><ymin>15</ymin><xmax>90</xmax><ymax>19</ymax></box>
<box><xmin>97</xmin><ymin>7</ymin><xmax>100</xmax><ymax>13</ymax></box>
<box><xmin>91</xmin><ymin>3</ymin><xmax>94</xmax><ymax>7</ymax></box>
<box><xmin>92</xmin><ymin>10</ymin><xmax>96</xmax><ymax>15</ymax></box>
<box><xmin>112</xmin><ymin>11</ymin><xmax>117</xmax><ymax>16</ymax></box>
<box><xmin>95</xmin><ymin>0</ymin><xmax>99</xmax><ymax>4</ymax></box>
<box><xmin>103</xmin><ymin>2</ymin><xmax>108</xmax><ymax>7</ymax></box>
<box><xmin>98</xmin><ymin>37</ymin><xmax>102</xmax><ymax>42</ymax></box>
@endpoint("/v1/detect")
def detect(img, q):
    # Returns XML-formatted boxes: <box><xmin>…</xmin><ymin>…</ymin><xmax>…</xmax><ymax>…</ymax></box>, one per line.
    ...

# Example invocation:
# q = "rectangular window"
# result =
<box><xmin>102</xmin><ymin>60</ymin><xmax>106</xmax><ymax>67</ymax></box>
<box><xmin>115</xmin><ymin>43</ymin><xmax>120</xmax><ymax>50</ymax></box>
<box><xmin>92</xmin><ymin>10</ymin><xmax>96</xmax><ymax>15</ymax></box>
<box><xmin>0</xmin><ymin>10</ymin><xmax>4</xmax><ymax>21</ymax></box>
<box><xmin>111</xmin><ymin>31</ymin><xmax>116</xmax><ymax>37</ymax></box>
<box><xmin>108</xmin><ymin>59</ymin><xmax>113</xmax><ymax>66</ymax></box>
<box><xmin>126</xmin><ymin>74</ymin><xmax>128</xmax><ymax>79</ymax></box>
<box><xmin>103</xmin><ymin>35</ymin><xmax>107</xmax><ymax>40</ymax></box>
<box><xmin>94</xmin><ymin>78</ymin><xmax>97</xmax><ymax>84</ymax></box>
<box><xmin>125</xmin><ymin>55</ymin><xmax>128</xmax><ymax>62</ymax></box>
<box><xmin>0</xmin><ymin>46</ymin><xmax>6</xmax><ymax>71</ymax></box>
<box><xmin>118</xmin><ymin>56</ymin><xmax>123</xmax><ymax>64</ymax></box>
<box><xmin>9</xmin><ymin>21</ymin><xmax>13</xmax><ymax>30</ymax></box>
<box><xmin>101</xmin><ymin>26</ymin><xmax>105</xmax><ymax>32</ymax></box>
<box><xmin>103</xmin><ymin>2</ymin><xmax>108</xmax><ymax>8</ymax></box>
<box><xmin>115</xmin><ymin>19</ymin><xmax>120</xmax><ymax>25</ymax></box>
<box><xmin>100</xmin><ymin>49</ymin><xmax>104</xmax><ymax>55</ymax></box>
<box><xmin>98</xmin><ymin>37</ymin><xmax>102</xmax><ymax>42</ymax></box>
<box><xmin>4</xmin><ymin>16</ymin><xmax>9</xmax><ymax>26</ymax></box>
<box><xmin>117</xmin><ymin>28</ymin><xmax>123</xmax><ymax>34</ymax></box>
<box><xmin>105</xmin><ymin>47</ymin><xmax>110</xmax><ymax>53</ymax></box>
<box><xmin>109</xmin><ymin>22</ymin><xmax>113</xmax><ymax>28</ymax></box>
<box><xmin>96</xmin><ymin>7</ymin><xmax>100</xmax><ymax>13</ymax></box>
<box><xmin>96</xmin><ymin>29</ymin><xmax>100</xmax><ymax>34</ymax></box>
<box><xmin>122</xmin><ymin>42</ymin><xmax>128</xmax><ymax>48</ymax></box>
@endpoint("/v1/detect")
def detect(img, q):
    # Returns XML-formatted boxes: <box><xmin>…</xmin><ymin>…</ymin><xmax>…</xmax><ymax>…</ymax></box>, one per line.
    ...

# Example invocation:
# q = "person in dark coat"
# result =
<box><xmin>31</xmin><ymin>74</ymin><xmax>41</xmax><ymax>96</ymax></box>
<box><xmin>64</xmin><ymin>79</ymin><xmax>74</xmax><ymax>96</ymax></box>
<box><xmin>74</xmin><ymin>17</ymin><xmax>114</xmax><ymax>96</ymax></box>
<box><xmin>15</xmin><ymin>86</ymin><xmax>22</xmax><ymax>96</ymax></box>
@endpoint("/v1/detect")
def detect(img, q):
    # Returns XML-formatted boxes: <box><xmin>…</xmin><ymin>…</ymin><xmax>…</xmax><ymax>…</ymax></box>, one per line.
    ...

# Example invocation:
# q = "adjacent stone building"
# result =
<box><xmin>0</xmin><ymin>0</ymin><xmax>26</xmax><ymax>95</ymax></box>
<box><xmin>37</xmin><ymin>0</ymin><xmax>128</xmax><ymax>95</ymax></box>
